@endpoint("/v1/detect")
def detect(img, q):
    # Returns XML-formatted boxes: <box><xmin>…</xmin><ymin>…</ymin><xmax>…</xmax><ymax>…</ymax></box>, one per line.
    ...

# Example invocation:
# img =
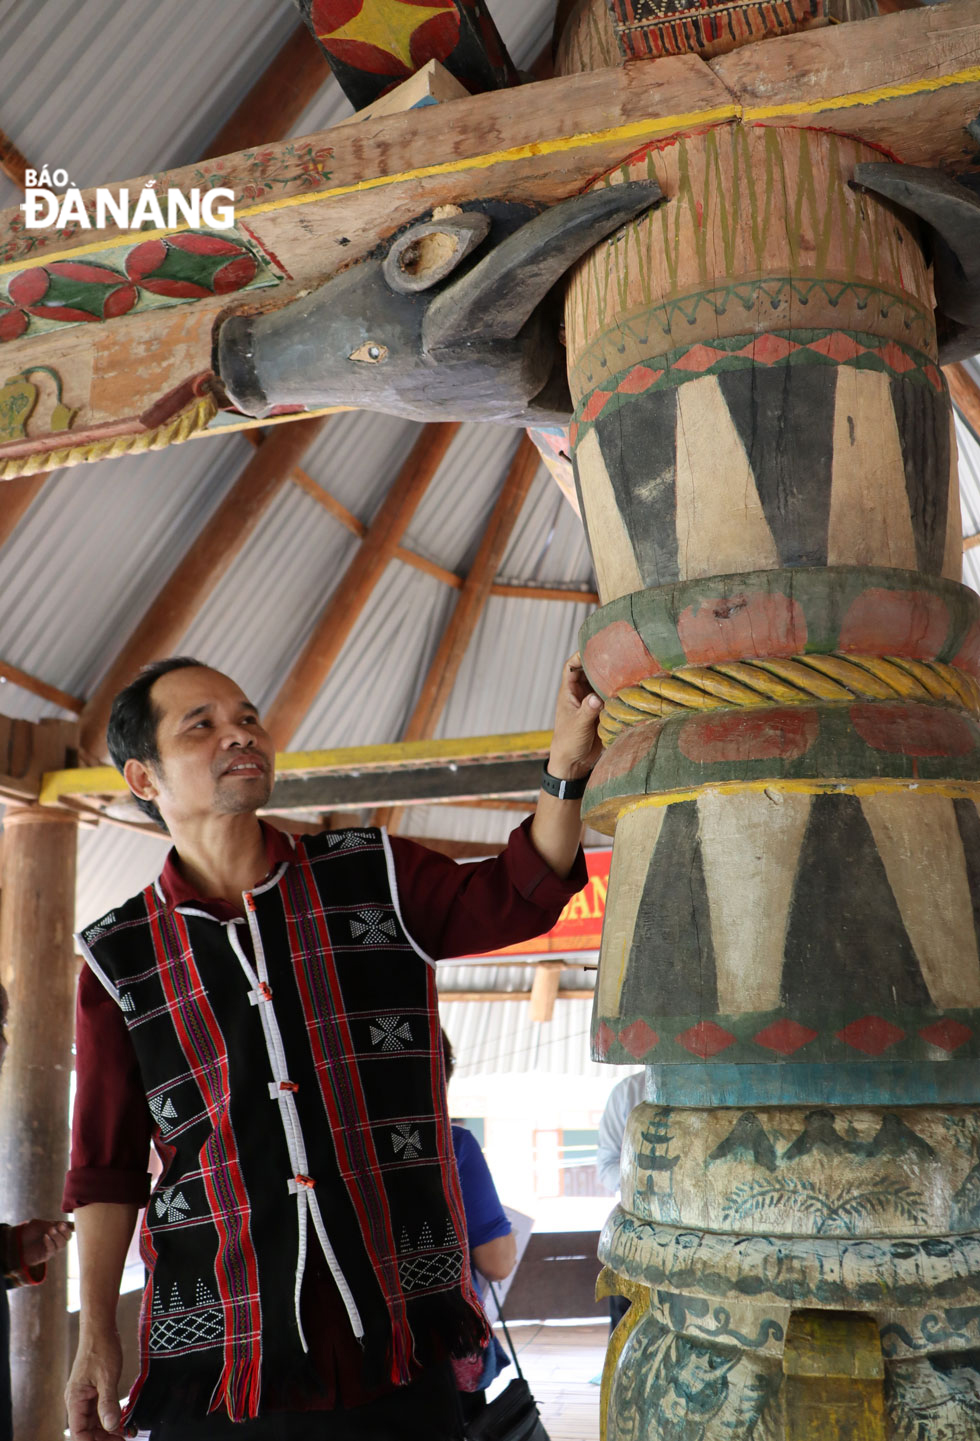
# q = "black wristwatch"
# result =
<box><xmin>540</xmin><ymin>762</ymin><xmax>592</xmax><ymax>800</ymax></box>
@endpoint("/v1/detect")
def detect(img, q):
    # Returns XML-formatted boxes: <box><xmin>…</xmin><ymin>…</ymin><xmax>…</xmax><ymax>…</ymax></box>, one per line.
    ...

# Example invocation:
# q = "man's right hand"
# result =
<box><xmin>66</xmin><ymin>1331</ymin><xmax>125</xmax><ymax>1441</ymax></box>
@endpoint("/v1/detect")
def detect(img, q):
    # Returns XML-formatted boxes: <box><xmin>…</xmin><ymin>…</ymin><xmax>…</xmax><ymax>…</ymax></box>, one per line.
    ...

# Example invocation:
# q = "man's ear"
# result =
<box><xmin>123</xmin><ymin>757</ymin><xmax>159</xmax><ymax>806</ymax></box>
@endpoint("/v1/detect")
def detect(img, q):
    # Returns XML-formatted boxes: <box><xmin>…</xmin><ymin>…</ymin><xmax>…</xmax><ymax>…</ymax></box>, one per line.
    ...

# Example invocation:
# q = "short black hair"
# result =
<box><xmin>106</xmin><ymin>656</ymin><xmax>209</xmax><ymax>829</ymax></box>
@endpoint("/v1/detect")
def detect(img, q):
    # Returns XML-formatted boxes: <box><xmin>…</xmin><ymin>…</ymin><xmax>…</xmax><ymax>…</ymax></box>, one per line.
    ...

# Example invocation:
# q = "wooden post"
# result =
<box><xmin>0</xmin><ymin>802</ymin><xmax>78</xmax><ymax>1441</ymax></box>
<box><xmin>79</xmin><ymin>416</ymin><xmax>328</xmax><ymax>757</ymax></box>
<box><xmin>556</xmin><ymin>3</ymin><xmax>980</xmax><ymax>1438</ymax></box>
<box><xmin>0</xmin><ymin>473</ymin><xmax>50</xmax><ymax>553</ymax></box>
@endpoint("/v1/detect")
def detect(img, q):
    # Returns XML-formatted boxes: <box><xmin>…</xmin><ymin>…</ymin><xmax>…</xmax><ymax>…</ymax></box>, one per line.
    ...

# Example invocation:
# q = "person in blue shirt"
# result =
<box><xmin>442</xmin><ymin>1031</ymin><xmax>516</xmax><ymax>1420</ymax></box>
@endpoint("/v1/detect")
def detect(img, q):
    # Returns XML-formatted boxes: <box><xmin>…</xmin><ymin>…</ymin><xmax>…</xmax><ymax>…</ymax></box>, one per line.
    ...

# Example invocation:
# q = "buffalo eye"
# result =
<box><xmin>349</xmin><ymin>341</ymin><xmax>388</xmax><ymax>364</ymax></box>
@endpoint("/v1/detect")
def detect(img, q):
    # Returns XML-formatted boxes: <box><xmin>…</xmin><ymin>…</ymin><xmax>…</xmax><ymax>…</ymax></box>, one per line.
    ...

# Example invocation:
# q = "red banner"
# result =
<box><xmin>467</xmin><ymin>848</ymin><xmax>611</xmax><ymax>958</ymax></box>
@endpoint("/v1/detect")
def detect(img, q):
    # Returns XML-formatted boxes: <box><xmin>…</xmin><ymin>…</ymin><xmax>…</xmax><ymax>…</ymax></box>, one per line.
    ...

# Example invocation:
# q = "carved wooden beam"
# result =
<box><xmin>263</xmin><ymin>421</ymin><xmax>459</xmax><ymax>747</ymax></box>
<box><xmin>0</xmin><ymin>3</ymin><xmax>974</xmax><ymax>465</ymax></box>
<box><xmin>78</xmin><ymin>416</ymin><xmax>328</xmax><ymax>756</ymax></box>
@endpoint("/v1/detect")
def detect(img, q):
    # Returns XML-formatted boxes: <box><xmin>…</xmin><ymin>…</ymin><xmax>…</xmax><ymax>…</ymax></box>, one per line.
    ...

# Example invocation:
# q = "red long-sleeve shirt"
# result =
<box><xmin>64</xmin><ymin>819</ymin><xmax>585</xmax><ymax>1411</ymax></box>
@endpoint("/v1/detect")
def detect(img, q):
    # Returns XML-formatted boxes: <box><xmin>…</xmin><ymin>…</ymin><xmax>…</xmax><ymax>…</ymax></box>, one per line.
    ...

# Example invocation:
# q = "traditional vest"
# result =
<box><xmin>78</xmin><ymin>828</ymin><xmax>489</xmax><ymax>1428</ymax></box>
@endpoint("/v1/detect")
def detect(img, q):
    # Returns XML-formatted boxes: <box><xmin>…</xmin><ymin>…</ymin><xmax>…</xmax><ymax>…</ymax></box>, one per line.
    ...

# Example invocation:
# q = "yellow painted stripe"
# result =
<box><xmin>742</xmin><ymin>63</ymin><xmax>980</xmax><ymax>122</ymax></box>
<box><xmin>0</xmin><ymin>105</ymin><xmax>740</xmax><ymax>275</ymax></box>
<box><xmin>4</xmin><ymin>60</ymin><xmax>977</xmax><ymax>278</ymax></box>
<box><xmin>607</xmin><ymin>777</ymin><xmax>980</xmax><ymax>813</ymax></box>
<box><xmin>38</xmin><ymin>729</ymin><xmax>554</xmax><ymax>805</ymax></box>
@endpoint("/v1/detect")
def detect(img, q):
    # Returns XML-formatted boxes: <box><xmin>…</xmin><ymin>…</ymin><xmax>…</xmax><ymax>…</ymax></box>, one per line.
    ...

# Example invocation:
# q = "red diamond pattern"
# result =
<box><xmin>619</xmin><ymin>1019</ymin><xmax>659</xmax><ymax>1059</ymax></box>
<box><xmin>878</xmin><ymin>340</ymin><xmax>916</xmax><ymax>375</ymax></box>
<box><xmin>807</xmin><ymin>333</ymin><xmax>867</xmax><ymax>362</ymax></box>
<box><xmin>752</xmin><ymin>1019</ymin><xmax>819</xmax><ymax>1056</ymax></box>
<box><xmin>836</xmin><ymin>1015</ymin><xmax>906</xmax><ymax>1056</ymax></box>
<box><xmin>616</xmin><ymin>365</ymin><xmax>664</xmax><ymax>395</ymax></box>
<box><xmin>675</xmin><ymin>1021</ymin><xmax>735</xmax><ymax>1059</ymax></box>
<box><xmin>736</xmin><ymin>333</ymin><xmax>800</xmax><ymax>366</ymax></box>
<box><xmin>594</xmin><ymin>1022</ymin><xmax>615</xmax><ymax>1060</ymax></box>
<box><xmin>580</xmin><ymin>389</ymin><xmax>612</xmax><ymax>424</ymax></box>
<box><xmin>919</xmin><ymin>1019</ymin><xmax>973</xmax><ymax>1053</ymax></box>
<box><xmin>671</xmin><ymin>343</ymin><xmax>728</xmax><ymax>373</ymax></box>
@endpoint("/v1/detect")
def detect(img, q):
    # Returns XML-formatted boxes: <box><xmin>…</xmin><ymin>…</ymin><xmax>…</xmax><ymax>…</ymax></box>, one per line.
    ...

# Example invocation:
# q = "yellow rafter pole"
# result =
<box><xmin>38</xmin><ymin>729</ymin><xmax>554</xmax><ymax>807</ymax></box>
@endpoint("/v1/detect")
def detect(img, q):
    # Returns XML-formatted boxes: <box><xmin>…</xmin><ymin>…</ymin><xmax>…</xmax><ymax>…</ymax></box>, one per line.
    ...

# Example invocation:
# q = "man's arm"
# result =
<box><xmin>66</xmin><ymin>1203</ymin><xmax>138</xmax><ymax>1441</ymax></box>
<box><xmin>389</xmin><ymin>655</ymin><xmax>600</xmax><ymax>958</ymax></box>
<box><xmin>529</xmin><ymin>653</ymin><xmax>603</xmax><ymax>881</ymax></box>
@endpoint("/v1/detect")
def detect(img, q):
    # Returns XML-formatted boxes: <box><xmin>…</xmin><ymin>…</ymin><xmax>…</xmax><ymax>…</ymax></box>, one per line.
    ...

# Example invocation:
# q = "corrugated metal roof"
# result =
<box><xmin>0</xmin><ymin>0</ymin><xmax>295</xmax><ymax>187</ymax></box>
<box><xmin>0</xmin><ymin>434</ymin><xmax>246</xmax><ymax>700</ymax></box>
<box><xmin>440</xmin><ymin>997</ymin><xmax>613</xmax><ymax>1077</ymax></box>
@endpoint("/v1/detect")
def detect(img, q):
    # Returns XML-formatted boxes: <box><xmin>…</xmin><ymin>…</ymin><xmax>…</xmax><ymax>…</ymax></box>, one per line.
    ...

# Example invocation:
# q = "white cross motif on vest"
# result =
<box><xmin>391</xmin><ymin>1122</ymin><xmax>422</xmax><ymax>1160</ymax></box>
<box><xmin>154</xmin><ymin>1186</ymin><xmax>191</xmax><ymax>1224</ymax></box>
<box><xmin>369</xmin><ymin>1015</ymin><xmax>412</xmax><ymax>1051</ymax></box>
<box><xmin>350</xmin><ymin>908</ymin><xmax>397</xmax><ymax>945</ymax></box>
<box><xmin>149</xmin><ymin>1094</ymin><xmax>178</xmax><ymax>1135</ymax></box>
<box><xmin>326</xmin><ymin>831</ymin><xmax>372</xmax><ymax>850</ymax></box>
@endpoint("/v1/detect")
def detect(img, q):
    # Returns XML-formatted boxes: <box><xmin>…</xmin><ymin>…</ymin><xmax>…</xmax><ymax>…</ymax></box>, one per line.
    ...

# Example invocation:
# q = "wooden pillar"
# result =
<box><xmin>0</xmin><ymin>804</ymin><xmax>78</xmax><ymax>1441</ymax></box>
<box><xmin>555</xmin><ymin>4</ymin><xmax>980</xmax><ymax>1439</ymax></box>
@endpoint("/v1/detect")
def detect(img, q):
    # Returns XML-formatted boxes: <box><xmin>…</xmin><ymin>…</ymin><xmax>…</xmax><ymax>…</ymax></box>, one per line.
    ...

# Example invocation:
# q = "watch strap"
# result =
<box><xmin>540</xmin><ymin>763</ymin><xmax>591</xmax><ymax>800</ymax></box>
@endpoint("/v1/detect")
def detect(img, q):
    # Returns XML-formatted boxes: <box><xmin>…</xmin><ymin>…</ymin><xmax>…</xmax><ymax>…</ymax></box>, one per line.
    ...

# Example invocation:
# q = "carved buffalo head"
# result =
<box><xmin>214</xmin><ymin>180</ymin><xmax>662</xmax><ymax>426</ymax></box>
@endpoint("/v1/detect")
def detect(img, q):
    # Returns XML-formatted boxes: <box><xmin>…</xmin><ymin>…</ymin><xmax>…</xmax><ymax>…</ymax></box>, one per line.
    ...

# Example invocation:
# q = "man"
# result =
<box><xmin>64</xmin><ymin>654</ymin><xmax>600</xmax><ymax>1440</ymax></box>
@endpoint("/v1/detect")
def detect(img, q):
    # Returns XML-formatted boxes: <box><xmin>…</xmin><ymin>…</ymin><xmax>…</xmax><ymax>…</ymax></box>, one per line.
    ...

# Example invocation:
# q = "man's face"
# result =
<box><xmin>125</xmin><ymin>667</ymin><xmax>275</xmax><ymax>826</ymax></box>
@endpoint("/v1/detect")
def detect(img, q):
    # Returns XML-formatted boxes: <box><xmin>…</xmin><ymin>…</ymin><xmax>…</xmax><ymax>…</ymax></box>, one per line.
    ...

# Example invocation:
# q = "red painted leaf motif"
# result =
<box><xmin>592</xmin><ymin>719</ymin><xmax>664</xmax><ymax>783</ymax></box>
<box><xmin>839</xmin><ymin>589</ymin><xmax>950</xmax><ymax>660</ymax></box>
<box><xmin>583</xmin><ymin>620</ymin><xmax>663</xmax><ymax>696</ymax></box>
<box><xmin>850</xmin><ymin>703</ymin><xmax>975</xmax><ymax>757</ymax></box>
<box><xmin>677</xmin><ymin>591</ymin><xmax>806</xmax><ymax>666</ymax></box>
<box><xmin>678</xmin><ymin>708</ymin><xmax>818</xmax><ymax>764</ymax></box>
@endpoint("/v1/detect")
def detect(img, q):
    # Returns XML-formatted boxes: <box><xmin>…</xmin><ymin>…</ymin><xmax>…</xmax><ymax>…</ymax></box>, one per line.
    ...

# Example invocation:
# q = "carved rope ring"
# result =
<box><xmin>597</xmin><ymin>653</ymin><xmax>980</xmax><ymax>746</ymax></box>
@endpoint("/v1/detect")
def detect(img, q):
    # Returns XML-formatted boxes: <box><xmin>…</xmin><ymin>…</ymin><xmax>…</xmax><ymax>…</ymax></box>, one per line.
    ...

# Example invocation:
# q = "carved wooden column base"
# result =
<box><xmin>600</xmin><ymin>1100</ymin><xmax>980</xmax><ymax>1439</ymax></box>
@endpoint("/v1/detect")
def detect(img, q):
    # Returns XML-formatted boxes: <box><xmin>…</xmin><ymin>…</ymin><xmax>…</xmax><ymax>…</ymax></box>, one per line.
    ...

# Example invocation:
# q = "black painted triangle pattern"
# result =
<box><xmin>953</xmin><ymin>798</ymin><xmax>980</xmax><ymax>960</ymax></box>
<box><xmin>715</xmin><ymin>367</ymin><xmax>838</xmax><ymax>568</ymax></box>
<box><xmin>593</xmin><ymin>389</ymin><xmax>680</xmax><ymax>586</ymax></box>
<box><xmin>890</xmin><ymin>376</ymin><xmax>951</xmax><ymax>576</ymax></box>
<box><xmin>781</xmin><ymin>794</ymin><xmax>931</xmax><ymax>1015</ymax></box>
<box><xmin>622</xmin><ymin>800</ymin><xmax>718</xmax><ymax>1017</ymax></box>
